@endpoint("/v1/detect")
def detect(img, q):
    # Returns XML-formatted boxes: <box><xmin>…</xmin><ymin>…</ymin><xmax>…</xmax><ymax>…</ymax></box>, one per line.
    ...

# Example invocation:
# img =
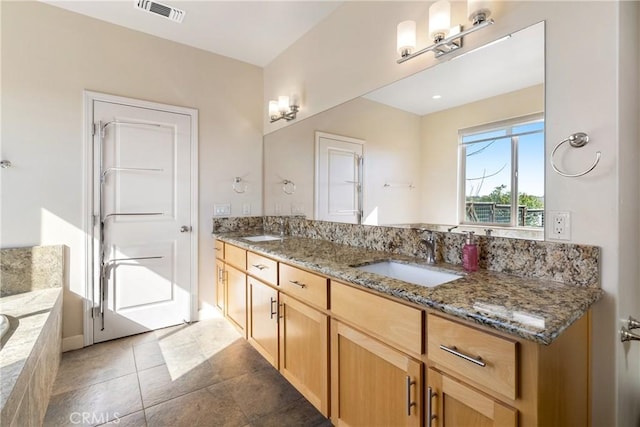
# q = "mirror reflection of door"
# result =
<box><xmin>315</xmin><ymin>132</ymin><xmax>364</xmax><ymax>224</ymax></box>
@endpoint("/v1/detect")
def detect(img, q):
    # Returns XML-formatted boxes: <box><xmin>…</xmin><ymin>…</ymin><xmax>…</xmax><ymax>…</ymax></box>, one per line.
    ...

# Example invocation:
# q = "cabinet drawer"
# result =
<box><xmin>331</xmin><ymin>281</ymin><xmax>423</xmax><ymax>355</ymax></box>
<box><xmin>247</xmin><ymin>252</ymin><xmax>278</xmax><ymax>286</ymax></box>
<box><xmin>279</xmin><ymin>263</ymin><xmax>328</xmax><ymax>309</ymax></box>
<box><xmin>224</xmin><ymin>243</ymin><xmax>246</xmax><ymax>270</ymax></box>
<box><xmin>214</xmin><ymin>240</ymin><xmax>224</xmax><ymax>260</ymax></box>
<box><xmin>427</xmin><ymin>313</ymin><xmax>518</xmax><ymax>400</ymax></box>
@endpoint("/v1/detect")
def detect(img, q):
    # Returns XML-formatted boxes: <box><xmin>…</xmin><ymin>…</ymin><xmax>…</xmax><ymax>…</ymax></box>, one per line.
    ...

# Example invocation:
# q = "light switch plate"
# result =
<box><xmin>242</xmin><ymin>203</ymin><xmax>251</xmax><ymax>215</ymax></box>
<box><xmin>214</xmin><ymin>204</ymin><xmax>231</xmax><ymax>216</ymax></box>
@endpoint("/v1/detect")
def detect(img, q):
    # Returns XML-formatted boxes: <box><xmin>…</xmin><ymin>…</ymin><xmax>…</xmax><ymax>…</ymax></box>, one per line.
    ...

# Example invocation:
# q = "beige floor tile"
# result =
<box><xmin>225</xmin><ymin>367</ymin><xmax>304</xmax><ymax>422</ymax></box>
<box><xmin>249</xmin><ymin>397</ymin><xmax>332</xmax><ymax>427</ymax></box>
<box><xmin>205</xmin><ymin>339</ymin><xmax>272</xmax><ymax>381</ymax></box>
<box><xmin>137</xmin><ymin>359</ymin><xmax>218</xmax><ymax>408</ymax></box>
<box><xmin>52</xmin><ymin>344</ymin><xmax>137</xmax><ymax>395</ymax></box>
<box><xmin>43</xmin><ymin>373</ymin><xmax>142</xmax><ymax>427</ymax></box>
<box><xmin>145</xmin><ymin>383</ymin><xmax>248</xmax><ymax>427</ymax></box>
<box><xmin>133</xmin><ymin>341</ymin><xmax>166</xmax><ymax>372</ymax></box>
<box><xmin>98</xmin><ymin>410</ymin><xmax>147</xmax><ymax>427</ymax></box>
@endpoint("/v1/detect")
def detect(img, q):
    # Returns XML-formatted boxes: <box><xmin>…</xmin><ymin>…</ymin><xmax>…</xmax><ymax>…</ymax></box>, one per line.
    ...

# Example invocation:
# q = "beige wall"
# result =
<box><xmin>264</xmin><ymin>2</ymin><xmax>633</xmax><ymax>424</ymax></box>
<box><xmin>420</xmin><ymin>84</ymin><xmax>543</xmax><ymax>225</ymax></box>
<box><xmin>264</xmin><ymin>97</ymin><xmax>422</xmax><ymax>225</ymax></box>
<box><xmin>0</xmin><ymin>2</ymin><xmax>263</xmax><ymax>340</ymax></box>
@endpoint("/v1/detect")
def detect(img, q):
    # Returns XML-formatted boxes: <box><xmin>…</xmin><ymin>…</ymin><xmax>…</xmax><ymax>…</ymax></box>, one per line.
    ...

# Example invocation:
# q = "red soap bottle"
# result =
<box><xmin>462</xmin><ymin>232</ymin><xmax>478</xmax><ymax>272</ymax></box>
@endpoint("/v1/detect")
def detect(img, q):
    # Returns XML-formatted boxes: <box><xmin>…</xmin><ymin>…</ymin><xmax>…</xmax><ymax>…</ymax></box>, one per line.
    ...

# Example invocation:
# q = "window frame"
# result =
<box><xmin>458</xmin><ymin>113</ymin><xmax>544</xmax><ymax>228</ymax></box>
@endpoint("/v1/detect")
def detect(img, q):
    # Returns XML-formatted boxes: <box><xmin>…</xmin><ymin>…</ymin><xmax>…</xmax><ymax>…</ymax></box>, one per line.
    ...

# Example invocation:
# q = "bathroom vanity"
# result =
<box><xmin>213</xmin><ymin>232</ymin><xmax>601</xmax><ymax>427</ymax></box>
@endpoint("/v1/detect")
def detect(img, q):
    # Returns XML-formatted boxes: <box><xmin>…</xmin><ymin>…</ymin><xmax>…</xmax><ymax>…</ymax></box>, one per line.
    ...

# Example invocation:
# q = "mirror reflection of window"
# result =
<box><xmin>460</xmin><ymin>114</ymin><xmax>544</xmax><ymax>228</ymax></box>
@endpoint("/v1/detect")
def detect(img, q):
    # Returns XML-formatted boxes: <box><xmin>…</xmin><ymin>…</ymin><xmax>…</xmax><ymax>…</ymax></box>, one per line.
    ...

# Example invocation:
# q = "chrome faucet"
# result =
<box><xmin>279</xmin><ymin>217</ymin><xmax>285</xmax><ymax>238</ymax></box>
<box><xmin>423</xmin><ymin>231</ymin><xmax>436</xmax><ymax>264</ymax></box>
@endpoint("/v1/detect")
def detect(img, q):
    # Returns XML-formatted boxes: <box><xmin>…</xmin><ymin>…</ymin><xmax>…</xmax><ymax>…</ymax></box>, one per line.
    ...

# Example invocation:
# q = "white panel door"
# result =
<box><xmin>93</xmin><ymin>100</ymin><xmax>193</xmax><ymax>343</ymax></box>
<box><xmin>315</xmin><ymin>132</ymin><xmax>364</xmax><ymax>224</ymax></box>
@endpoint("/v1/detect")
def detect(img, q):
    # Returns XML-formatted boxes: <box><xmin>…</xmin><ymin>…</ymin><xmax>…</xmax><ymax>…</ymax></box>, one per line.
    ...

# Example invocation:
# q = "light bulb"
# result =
<box><xmin>278</xmin><ymin>96</ymin><xmax>290</xmax><ymax>113</ymax></box>
<box><xmin>397</xmin><ymin>20</ymin><xmax>416</xmax><ymax>56</ymax></box>
<box><xmin>429</xmin><ymin>0</ymin><xmax>451</xmax><ymax>42</ymax></box>
<box><xmin>268</xmin><ymin>100</ymin><xmax>279</xmax><ymax>117</ymax></box>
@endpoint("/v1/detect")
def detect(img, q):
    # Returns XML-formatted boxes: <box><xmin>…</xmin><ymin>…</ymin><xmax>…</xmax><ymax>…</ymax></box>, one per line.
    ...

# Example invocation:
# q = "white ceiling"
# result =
<box><xmin>364</xmin><ymin>22</ymin><xmax>545</xmax><ymax>115</ymax></box>
<box><xmin>42</xmin><ymin>0</ymin><xmax>343</xmax><ymax>67</ymax></box>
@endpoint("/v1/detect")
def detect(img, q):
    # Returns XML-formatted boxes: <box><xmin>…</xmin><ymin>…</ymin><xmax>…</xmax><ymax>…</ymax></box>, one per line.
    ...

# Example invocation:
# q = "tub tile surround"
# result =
<box><xmin>213</xmin><ymin>216</ymin><xmax>602</xmax><ymax>345</ymax></box>
<box><xmin>1</xmin><ymin>245</ymin><xmax>65</xmax><ymax>297</ymax></box>
<box><xmin>0</xmin><ymin>245</ymin><xmax>65</xmax><ymax>426</ymax></box>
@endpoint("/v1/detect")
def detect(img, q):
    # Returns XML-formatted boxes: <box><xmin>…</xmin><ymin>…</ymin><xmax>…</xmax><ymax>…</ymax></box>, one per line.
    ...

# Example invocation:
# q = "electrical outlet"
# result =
<box><xmin>549</xmin><ymin>211</ymin><xmax>570</xmax><ymax>240</ymax></box>
<box><xmin>291</xmin><ymin>204</ymin><xmax>304</xmax><ymax>215</ymax></box>
<box><xmin>242</xmin><ymin>203</ymin><xmax>251</xmax><ymax>215</ymax></box>
<box><xmin>214</xmin><ymin>204</ymin><xmax>231</xmax><ymax>216</ymax></box>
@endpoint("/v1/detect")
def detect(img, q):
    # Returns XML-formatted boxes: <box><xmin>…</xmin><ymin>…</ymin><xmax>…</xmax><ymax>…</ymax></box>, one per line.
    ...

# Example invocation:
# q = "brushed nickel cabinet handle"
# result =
<box><xmin>406</xmin><ymin>376</ymin><xmax>416</xmax><ymax>416</ymax></box>
<box><xmin>439</xmin><ymin>344</ymin><xmax>486</xmax><ymax>367</ymax></box>
<box><xmin>270</xmin><ymin>297</ymin><xmax>277</xmax><ymax>320</ymax></box>
<box><xmin>427</xmin><ymin>386</ymin><xmax>437</xmax><ymax>426</ymax></box>
<box><xmin>252</xmin><ymin>264</ymin><xmax>268</xmax><ymax>270</ymax></box>
<box><xmin>289</xmin><ymin>280</ymin><xmax>306</xmax><ymax>288</ymax></box>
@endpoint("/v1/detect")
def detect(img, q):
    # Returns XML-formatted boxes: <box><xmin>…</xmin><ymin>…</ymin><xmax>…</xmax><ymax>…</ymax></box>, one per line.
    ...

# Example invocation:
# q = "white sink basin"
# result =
<box><xmin>355</xmin><ymin>261</ymin><xmax>461</xmax><ymax>288</ymax></box>
<box><xmin>243</xmin><ymin>235</ymin><xmax>282</xmax><ymax>242</ymax></box>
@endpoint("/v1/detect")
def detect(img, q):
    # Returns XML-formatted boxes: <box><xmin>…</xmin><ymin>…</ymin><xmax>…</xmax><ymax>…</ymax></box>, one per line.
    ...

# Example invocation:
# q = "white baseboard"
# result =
<box><xmin>62</xmin><ymin>334</ymin><xmax>84</xmax><ymax>352</ymax></box>
<box><xmin>198</xmin><ymin>306</ymin><xmax>223</xmax><ymax>321</ymax></box>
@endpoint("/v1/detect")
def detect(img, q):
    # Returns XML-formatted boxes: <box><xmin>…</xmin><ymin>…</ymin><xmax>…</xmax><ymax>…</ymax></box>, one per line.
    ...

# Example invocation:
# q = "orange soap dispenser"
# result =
<box><xmin>462</xmin><ymin>231</ymin><xmax>478</xmax><ymax>272</ymax></box>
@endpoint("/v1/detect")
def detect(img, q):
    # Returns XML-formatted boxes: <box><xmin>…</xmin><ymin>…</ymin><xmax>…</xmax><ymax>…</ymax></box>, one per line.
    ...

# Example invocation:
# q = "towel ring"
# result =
<box><xmin>282</xmin><ymin>179</ymin><xmax>296</xmax><ymax>195</ymax></box>
<box><xmin>232</xmin><ymin>177</ymin><xmax>247</xmax><ymax>194</ymax></box>
<box><xmin>550</xmin><ymin>132</ymin><xmax>601</xmax><ymax>178</ymax></box>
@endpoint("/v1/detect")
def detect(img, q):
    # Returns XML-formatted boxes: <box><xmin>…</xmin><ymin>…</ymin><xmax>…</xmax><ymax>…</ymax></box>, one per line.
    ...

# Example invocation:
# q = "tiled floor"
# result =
<box><xmin>44</xmin><ymin>314</ymin><xmax>332</xmax><ymax>427</ymax></box>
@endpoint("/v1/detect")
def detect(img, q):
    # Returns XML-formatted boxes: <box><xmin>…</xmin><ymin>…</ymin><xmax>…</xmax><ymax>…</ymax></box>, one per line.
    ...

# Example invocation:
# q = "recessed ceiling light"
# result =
<box><xmin>432</xmin><ymin>95</ymin><xmax>442</xmax><ymax>99</ymax></box>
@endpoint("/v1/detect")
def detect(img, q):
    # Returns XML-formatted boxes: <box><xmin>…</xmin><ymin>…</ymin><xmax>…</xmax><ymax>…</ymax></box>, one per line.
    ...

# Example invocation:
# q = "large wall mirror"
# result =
<box><xmin>264</xmin><ymin>21</ymin><xmax>544</xmax><ymax>239</ymax></box>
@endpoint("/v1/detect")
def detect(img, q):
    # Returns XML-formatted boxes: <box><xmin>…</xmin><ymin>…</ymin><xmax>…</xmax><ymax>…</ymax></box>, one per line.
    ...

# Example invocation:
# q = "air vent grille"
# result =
<box><xmin>135</xmin><ymin>0</ymin><xmax>185</xmax><ymax>23</ymax></box>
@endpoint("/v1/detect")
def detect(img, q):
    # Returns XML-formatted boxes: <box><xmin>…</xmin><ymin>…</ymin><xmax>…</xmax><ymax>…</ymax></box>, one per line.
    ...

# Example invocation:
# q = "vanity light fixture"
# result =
<box><xmin>397</xmin><ymin>0</ymin><xmax>494</xmax><ymax>63</ymax></box>
<box><xmin>269</xmin><ymin>95</ymin><xmax>299</xmax><ymax>123</ymax></box>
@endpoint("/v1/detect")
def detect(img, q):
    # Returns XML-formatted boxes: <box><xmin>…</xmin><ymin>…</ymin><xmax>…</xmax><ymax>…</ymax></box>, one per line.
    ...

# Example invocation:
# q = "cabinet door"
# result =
<box><xmin>248</xmin><ymin>277</ymin><xmax>279</xmax><ymax>367</ymax></box>
<box><xmin>215</xmin><ymin>258</ymin><xmax>225</xmax><ymax>313</ymax></box>
<box><xmin>225</xmin><ymin>264</ymin><xmax>247</xmax><ymax>337</ymax></box>
<box><xmin>331</xmin><ymin>320</ymin><xmax>422</xmax><ymax>427</ymax></box>
<box><xmin>427</xmin><ymin>368</ymin><xmax>517</xmax><ymax>427</ymax></box>
<box><xmin>279</xmin><ymin>294</ymin><xmax>329</xmax><ymax>417</ymax></box>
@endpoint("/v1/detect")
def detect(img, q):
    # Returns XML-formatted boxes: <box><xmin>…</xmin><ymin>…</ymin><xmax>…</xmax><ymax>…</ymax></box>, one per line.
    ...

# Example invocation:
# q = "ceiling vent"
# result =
<box><xmin>135</xmin><ymin>0</ymin><xmax>185</xmax><ymax>23</ymax></box>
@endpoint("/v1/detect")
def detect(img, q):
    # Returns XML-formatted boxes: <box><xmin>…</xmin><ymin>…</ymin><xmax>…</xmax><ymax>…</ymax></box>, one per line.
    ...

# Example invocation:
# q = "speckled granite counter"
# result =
<box><xmin>214</xmin><ymin>232</ymin><xmax>603</xmax><ymax>345</ymax></box>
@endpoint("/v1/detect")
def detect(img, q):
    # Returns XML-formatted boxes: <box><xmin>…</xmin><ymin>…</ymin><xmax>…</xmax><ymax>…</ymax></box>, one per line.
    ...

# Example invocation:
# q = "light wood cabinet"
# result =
<box><xmin>279</xmin><ymin>293</ymin><xmax>329</xmax><ymax>417</ymax></box>
<box><xmin>331</xmin><ymin>280</ymin><xmax>424</xmax><ymax>356</ymax></box>
<box><xmin>427</xmin><ymin>368</ymin><xmax>517</xmax><ymax>427</ymax></box>
<box><xmin>225</xmin><ymin>264</ymin><xmax>247</xmax><ymax>337</ymax></box>
<box><xmin>279</xmin><ymin>263</ymin><xmax>328</xmax><ymax>309</ymax></box>
<box><xmin>427</xmin><ymin>312</ymin><xmax>590</xmax><ymax>427</ymax></box>
<box><xmin>247</xmin><ymin>252</ymin><xmax>278</xmax><ymax>286</ymax></box>
<box><xmin>247</xmin><ymin>276</ymin><xmax>279</xmax><ymax>368</ymax></box>
<box><xmin>331</xmin><ymin>319</ymin><xmax>423</xmax><ymax>427</ymax></box>
<box><xmin>215</xmin><ymin>258</ymin><xmax>225</xmax><ymax>312</ymax></box>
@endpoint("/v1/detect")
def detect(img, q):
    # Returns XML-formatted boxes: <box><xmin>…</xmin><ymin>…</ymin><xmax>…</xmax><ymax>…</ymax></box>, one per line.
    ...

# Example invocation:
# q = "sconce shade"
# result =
<box><xmin>268</xmin><ymin>100</ymin><xmax>279</xmax><ymax>117</ymax></box>
<box><xmin>278</xmin><ymin>96</ymin><xmax>290</xmax><ymax>113</ymax></box>
<box><xmin>429</xmin><ymin>0</ymin><xmax>451</xmax><ymax>42</ymax></box>
<box><xmin>397</xmin><ymin>20</ymin><xmax>416</xmax><ymax>56</ymax></box>
<box><xmin>468</xmin><ymin>0</ymin><xmax>492</xmax><ymax>24</ymax></box>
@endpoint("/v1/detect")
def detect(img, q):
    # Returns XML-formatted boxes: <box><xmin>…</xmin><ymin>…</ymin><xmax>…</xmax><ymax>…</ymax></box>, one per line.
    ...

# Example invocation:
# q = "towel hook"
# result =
<box><xmin>282</xmin><ymin>179</ymin><xmax>296</xmax><ymax>195</ymax></box>
<box><xmin>550</xmin><ymin>132</ymin><xmax>601</xmax><ymax>178</ymax></box>
<box><xmin>232</xmin><ymin>177</ymin><xmax>247</xmax><ymax>194</ymax></box>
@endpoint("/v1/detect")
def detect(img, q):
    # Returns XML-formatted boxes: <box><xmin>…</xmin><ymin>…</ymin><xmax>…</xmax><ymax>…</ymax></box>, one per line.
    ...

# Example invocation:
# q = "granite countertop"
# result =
<box><xmin>214</xmin><ymin>232</ymin><xmax>603</xmax><ymax>345</ymax></box>
<box><xmin>0</xmin><ymin>287</ymin><xmax>62</xmax><ymax>410</ymax></box>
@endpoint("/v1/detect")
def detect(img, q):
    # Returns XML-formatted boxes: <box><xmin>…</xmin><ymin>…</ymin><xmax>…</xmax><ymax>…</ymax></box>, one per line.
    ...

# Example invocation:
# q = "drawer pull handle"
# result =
<box><xmin>252</xmin><ymin>264</ymin><xmax>268</xmax><ymax>270</ymax></box>
<box><xmin>405</xmin><ymin>376</ymin><xmax>416</xmax><ymax>416</ymax></box>
<box><xmin>439</xmin><ymin>344</ymin><xmax>486</xmax><ymax>367</ymax></box>
<box><xmin>289</xmin><ymin>280</ymin><xmax>307</xmax><ymax>288</ymax></box>
<box><xmin>427</xmin><ymin>386</ymin><xmax>437</xmax><ymax>426</ymax></box>
<box><xmin>270</xmin><ymin>297</ymin><xmax>277</xmax><ymax>319</ymax></box>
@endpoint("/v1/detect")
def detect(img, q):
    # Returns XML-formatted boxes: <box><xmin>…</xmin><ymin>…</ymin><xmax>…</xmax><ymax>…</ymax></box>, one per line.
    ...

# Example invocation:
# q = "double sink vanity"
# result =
<box><xmin>213</xmin><ymin>223</ymin><xmax>602</xmax><ymax>427</ymax></box>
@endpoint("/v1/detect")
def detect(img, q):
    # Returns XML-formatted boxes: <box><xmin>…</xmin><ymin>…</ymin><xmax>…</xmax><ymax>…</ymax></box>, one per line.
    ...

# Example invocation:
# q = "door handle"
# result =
<box><xmin>180</xmin><ymin>225</ymin><xmax>192</xmax><ymax>233</ymax></box>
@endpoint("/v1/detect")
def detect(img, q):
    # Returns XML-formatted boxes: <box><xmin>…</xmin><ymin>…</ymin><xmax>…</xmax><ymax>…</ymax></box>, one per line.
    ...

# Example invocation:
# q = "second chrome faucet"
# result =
<box><xmin>423</xmin><ymin>231</ymin><xmax>436</xmax><ymax>264</ymax></box>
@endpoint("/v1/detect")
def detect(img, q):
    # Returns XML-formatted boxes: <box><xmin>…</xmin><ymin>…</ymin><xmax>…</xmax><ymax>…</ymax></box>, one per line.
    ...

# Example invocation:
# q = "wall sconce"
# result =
<box><xmin>397</xmin><ymin>0</ymin><xmax>494</xmax><ymax>63</ymax></box>
<box><xmin>269</xmin><ymin>95</ymin><xmax>299</xmax><ymax>123</ymax></box>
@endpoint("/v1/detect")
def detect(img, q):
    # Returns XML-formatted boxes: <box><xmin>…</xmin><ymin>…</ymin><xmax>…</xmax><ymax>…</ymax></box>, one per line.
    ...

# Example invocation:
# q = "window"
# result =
<box><xmin>459</xmin><ymin>114</ymin><xmax>544</xmax><ymax>228</ymax></box>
